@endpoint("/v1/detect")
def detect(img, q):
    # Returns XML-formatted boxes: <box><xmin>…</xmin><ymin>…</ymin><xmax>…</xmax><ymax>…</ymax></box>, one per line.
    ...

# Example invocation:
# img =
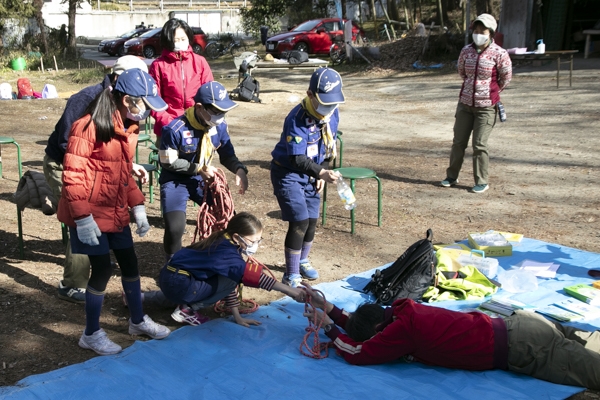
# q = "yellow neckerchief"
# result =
<box><xmin>224</xmin><ymin>233</ymin><xmax>245</xmax><ymax>256</ymax></box>
<box><xmin>301</xmin><ymin>97</ymin><xmax>336</xmax><ymax>160</ymax></box>
<box><xmin>185</xmin><ymin>107</ymin><xmax>214</xmax><ymax>168</ymax></box>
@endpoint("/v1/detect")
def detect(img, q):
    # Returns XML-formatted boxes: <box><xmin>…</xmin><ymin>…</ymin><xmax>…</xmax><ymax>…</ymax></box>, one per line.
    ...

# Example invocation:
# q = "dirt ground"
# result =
<box><xmin>1</xmin><ymin>55</ymin><xmax>600</xmax><ymax>397</ymax></box>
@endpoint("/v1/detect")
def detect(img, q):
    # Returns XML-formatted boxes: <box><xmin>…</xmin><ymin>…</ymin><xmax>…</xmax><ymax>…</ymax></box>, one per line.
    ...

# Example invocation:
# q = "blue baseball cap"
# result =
<box><xmin>114</xmin><ymin>68</ymin><xmax>168</xmax><ymax>112</ymax></box>
<box><xmin>193</xmin><ymin>81</ymin><xmax>238</xmax><ymax>112</ymax></box>
<box><xmin>309</xmin><ymin>67</ymin><xmax>345</xmax><ymax>105</ymax></box>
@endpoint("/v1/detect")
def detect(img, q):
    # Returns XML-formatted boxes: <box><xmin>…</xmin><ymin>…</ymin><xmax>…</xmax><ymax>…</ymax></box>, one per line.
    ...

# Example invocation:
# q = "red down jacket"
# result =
<box><xmin>149</xmin><ymin>47</ymin><xmax>213</xmax><ymax>138</ymax></box>
<box><xmin>57</xmin><ymin>113</ymin><xmax>145</xmax><ymax>233</ymax></box>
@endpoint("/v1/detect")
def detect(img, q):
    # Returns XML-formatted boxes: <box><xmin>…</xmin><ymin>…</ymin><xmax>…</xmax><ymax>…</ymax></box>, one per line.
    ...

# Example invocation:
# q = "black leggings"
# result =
<box><xmin>284</xmin><ymin>218</ymin><xmax>317</xmax><ymax>250</ymax></box>
<box><xmin>87</xmin><ymin>247</ymin><xmax>138</xmax><ymax>291</ymax></box>
<box><xmin>163</xmin><ymin>210</ymin><xmax>187</xmax><ymax>255</ymax></box>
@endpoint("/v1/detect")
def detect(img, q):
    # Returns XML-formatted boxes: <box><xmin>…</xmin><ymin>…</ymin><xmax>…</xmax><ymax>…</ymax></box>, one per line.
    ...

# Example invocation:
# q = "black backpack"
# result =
<box><xmin>286</xmin><ymin>50</ymin><xmax>309</xmax><ymax>65</ymax></box>
<box><xmin>363</xmin><ymin>229</ymin><xmax>436</xmax><ymax>304</ymax></box>
<box><xmin>231</xmin><ymin>75</ymin><xmax>261</xmax><ymax>103</ymax></box>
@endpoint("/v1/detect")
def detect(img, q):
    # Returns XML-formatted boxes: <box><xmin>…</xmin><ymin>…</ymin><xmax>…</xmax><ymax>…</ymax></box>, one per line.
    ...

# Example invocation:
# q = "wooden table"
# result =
<box><xmin>251</xmin><ymin>58</ymin><xmax>329</xmax><ymax>73</ymax></box>
<box><xmin>583</xmin><ymin>30</ymin><xmax>600</xmax><ymax>59</ymax></box>
<box><xmin>509</xmin><ymin>50</ymin><xmax>579</xmax><ymax>88</ymax></box>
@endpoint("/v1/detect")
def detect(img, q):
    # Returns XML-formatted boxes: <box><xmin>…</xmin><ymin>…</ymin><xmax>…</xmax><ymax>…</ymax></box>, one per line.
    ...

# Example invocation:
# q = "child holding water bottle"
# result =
<box><xmin>270</xmin><ymin>67</ymin><xmax>345</xmax><ymax>288</ymax></box>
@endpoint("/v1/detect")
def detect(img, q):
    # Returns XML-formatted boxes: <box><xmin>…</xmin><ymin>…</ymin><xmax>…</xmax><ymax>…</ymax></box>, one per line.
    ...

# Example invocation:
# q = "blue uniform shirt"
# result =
<box><xmin>271</xmin><ymin>104</ymin><xmax>339</xmax><ymax>171</ymax></box>
<box><xmin>168</xmin><ymin>239</ymin><xmax>246</xmax><ymax>282</ymax></box>
<box><xmin>159</xmin><ymin>115</ymin><xmax>240</xmax><ymax>185</ymax></box>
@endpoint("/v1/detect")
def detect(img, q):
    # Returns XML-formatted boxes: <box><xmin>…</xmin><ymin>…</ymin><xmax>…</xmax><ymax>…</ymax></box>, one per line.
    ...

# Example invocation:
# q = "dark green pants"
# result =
<box><xmin>506</xmin><ymin>311</ymin><xmax>600</xmax><ymax>389</ymax></box>
<box><xmin>446</xmin><ymin>102</ymin><xmax>496</xmax><ymax>186</ymax></box>
<box><xmin>43</xmin><ymin>154</ymin><xmax>91</xmax><ymax>289</ymax></box>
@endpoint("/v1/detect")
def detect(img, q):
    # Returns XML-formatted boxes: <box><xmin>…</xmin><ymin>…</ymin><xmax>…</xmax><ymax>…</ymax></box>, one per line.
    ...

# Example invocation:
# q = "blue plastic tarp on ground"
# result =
<box><xmin>2</xmin><ymin>237</ymin><xmax>596</xmax><ymax>400</ymax></box>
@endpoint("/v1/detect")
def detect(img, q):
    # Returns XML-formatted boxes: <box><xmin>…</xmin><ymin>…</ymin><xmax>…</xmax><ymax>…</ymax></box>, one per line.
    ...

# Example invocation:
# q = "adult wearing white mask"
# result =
<box><xmin>158</xmin><ymin>82</ymin><xmax>248</xmax><ymax>266</ymax></box>
<box><xmin>149</xmin><ymin>18</ymin><xmax>213</xmax><ymax>149</ymax></box>
<box><xmin>440</xmin><ymin>13</ymin><xmax>512</xmax><ymax>194</ymax></box>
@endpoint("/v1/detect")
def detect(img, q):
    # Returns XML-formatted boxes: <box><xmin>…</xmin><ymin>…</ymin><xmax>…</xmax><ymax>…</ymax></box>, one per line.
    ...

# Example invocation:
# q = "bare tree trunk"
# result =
<box><xmin>67</xmin><ymin>0</ymin><xmax>77</xmax><ymax>57</ymax></box>
<box><xmin>369</xmin><ymin>0</ymin><xmax>377</xmax><ymax>33</ymax></box>
<box><xmin>437</xmin><ymin>0</ymin><xmax>444</xmax><ymax>27</ymax></box>
<box><xmin>390</xmin><ymin>0</ymin><xmax>400</xmax><ymax>22</ymax></box>
<box><xmin>378</xmin><ymin>0</ymin><xmax>396</xmax><ymax>39</ymax></box>
<box><xmin>476</xmin><ymin>0</ymin><xmax>491</xmax><ymax>15</ymax></box>
<box><xmin>403</xmin><ymin>0</ymin><xmax>413</xmax><ymax>28</ymax></box>
<box><xmin>341</xmin><ymin>0</ymin><xmax>347</xmax><ymax>18</ymax></box>
<box><xmin>33</xmin><ymin>0</ymin><xmax>48</xmax><ymax>54</ymax></box>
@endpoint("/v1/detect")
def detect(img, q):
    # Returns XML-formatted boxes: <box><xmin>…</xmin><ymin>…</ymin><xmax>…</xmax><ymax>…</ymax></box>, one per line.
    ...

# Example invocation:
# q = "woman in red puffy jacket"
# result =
<box><xmin>149</xmin><ymin>18</ymin><xmax>214</xmax><ymax>148</ymax></box>
<box><xmin>57</xmin><ymin>69</ymin><xmax>171</xmax><ymax>356</ymax></box>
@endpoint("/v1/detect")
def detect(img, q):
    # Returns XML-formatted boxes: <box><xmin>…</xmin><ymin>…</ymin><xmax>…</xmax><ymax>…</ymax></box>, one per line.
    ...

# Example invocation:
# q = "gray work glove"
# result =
<box><xmin>74</xmin><ymin>215</ymin><xmax>101</xmax><ymax>246</ymax></box>
<box><xmin>131</xmin><ymin>205</ymin><xmax>150</xmax><ymax>237</ymax></box>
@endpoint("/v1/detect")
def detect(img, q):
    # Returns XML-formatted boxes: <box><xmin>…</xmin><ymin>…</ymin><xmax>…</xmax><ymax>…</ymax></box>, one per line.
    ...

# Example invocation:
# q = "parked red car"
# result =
<box><xmin>265</xmin><ymin>18</ymin><xmax>364</xmax><ymax>57</ymax></box>
<box><xmin>97</xmin><ymin>27</ymin><xmax>152</xmax><ymax>57</ymax></box>
<box><xmin>124</xmin><ymin>27</ymin><xmax>208</xmax><ymax>58</ymax></box>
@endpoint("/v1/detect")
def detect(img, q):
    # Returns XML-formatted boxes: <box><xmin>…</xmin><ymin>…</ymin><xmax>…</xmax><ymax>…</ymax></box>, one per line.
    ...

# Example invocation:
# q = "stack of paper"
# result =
<box><xmin>516</xmin><ymin>259</ymin><xmax>560</xmax><ymax>278</ymax></box>
<box><xmin>553</xmin><ymin>298</ymin><xmax>600</xmax><ymax>320</ymax></box>
<box><xmin>536</xmin><ymin>304</ymin><xmax>584</xmax><ymax>322</ymax></box>
<box><xmin>479</xmin><ymin>297</ymin><xmax>537</xmax><ymax>317</ymax></box>
<box><xmin>564</xmin><ymin>284</ymin><xmax>600</xmax><ymax>306</ymax></box>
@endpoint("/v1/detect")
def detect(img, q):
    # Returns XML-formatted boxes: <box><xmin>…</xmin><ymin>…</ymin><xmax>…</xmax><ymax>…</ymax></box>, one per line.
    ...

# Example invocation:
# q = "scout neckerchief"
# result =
<box><xmin>301</xmin><ymin>97</ymin><xmax>336</xmax><ymax>160</ymax></box>
<box><xmin>185</xmin><ymin>107</ymin><xmax>214</xmax><ymax>168</ymax></box>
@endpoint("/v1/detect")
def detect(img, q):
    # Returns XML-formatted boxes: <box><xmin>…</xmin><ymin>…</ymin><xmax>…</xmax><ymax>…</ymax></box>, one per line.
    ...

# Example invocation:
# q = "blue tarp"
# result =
<box><xmin>2</xmin><ymin>237</ymin><xmax>596</xmax><ymax>399</ymax></box>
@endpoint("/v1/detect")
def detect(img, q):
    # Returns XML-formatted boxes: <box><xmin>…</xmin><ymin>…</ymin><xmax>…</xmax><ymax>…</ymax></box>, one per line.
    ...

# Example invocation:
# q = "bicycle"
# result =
<box><xmin>329</xmin><ymin>40</ymin><xmax>347</xmax><ymax>66</ymax></box>
<box><xmin>204</xmin><ymin>37</ymin><xmax>247</xmax><ymax>59</ymax></box>
<box><xmin>329</xmin><ymin>36</ymin><xmax>371</xmax><ymax>66</ymax></box>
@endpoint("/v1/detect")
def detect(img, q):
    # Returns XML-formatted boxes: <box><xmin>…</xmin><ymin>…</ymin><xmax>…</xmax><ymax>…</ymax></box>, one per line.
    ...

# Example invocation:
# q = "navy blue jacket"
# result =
<box><xmin>168</xmin><ymin>239</ymin><xmax>246</xmax><ymax>282</ymax></box>
<box><xmin>45</xmin><ymin>75</ymin><xmax>112</xmax><ymax>164</ymax></box>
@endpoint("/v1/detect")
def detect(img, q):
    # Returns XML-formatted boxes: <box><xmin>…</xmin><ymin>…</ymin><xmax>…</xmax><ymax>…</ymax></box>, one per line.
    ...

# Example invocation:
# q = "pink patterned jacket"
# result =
<box><xmin>458</xmin><ymin>41</ymin><xmax>512</xmax><ymax>108</ymax></box>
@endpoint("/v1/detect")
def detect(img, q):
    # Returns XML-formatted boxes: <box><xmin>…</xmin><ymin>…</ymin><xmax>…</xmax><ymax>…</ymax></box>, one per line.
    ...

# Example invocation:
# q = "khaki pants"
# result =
<box><xmin>446</xmin><ymin>102</ymin><xmax>496</xmax><ymax>186</ymax></box>
<box><xmin>43</xmin><ymin>154</ymin><xmax>90</xmax><ymax>289</ymax></box>
<box><xmin>506</xmin><ymin>311</ymin><xmax>600</xmax><ymax>389</ymax></box>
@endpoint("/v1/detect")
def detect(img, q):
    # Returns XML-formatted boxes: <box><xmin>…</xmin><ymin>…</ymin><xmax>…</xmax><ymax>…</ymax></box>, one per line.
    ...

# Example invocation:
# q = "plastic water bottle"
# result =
<box><xmin>536</xmin><ymin>39</ymin><xmax>545</xmax><ymax>54</ymax></box>
<box><xmin>336</xmin><ymin>176</ymin><xmax>356</xmax><ymax>210</ymax></box>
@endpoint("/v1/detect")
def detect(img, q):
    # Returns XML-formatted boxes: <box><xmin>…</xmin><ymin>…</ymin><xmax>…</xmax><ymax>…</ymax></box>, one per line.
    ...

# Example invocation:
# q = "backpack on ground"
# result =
<box><xmin>0</xmin><ymin>83</ymin><xmax>12</xmax><ymax>100</ymax></box>
<box><xmin>231</xmin><ymin>75</ymin><xmax>260</xmax><ymax>103</ymax></box>
<box><xmin>363</xmin><ymin>229</ymin><xmax>436</xmax><ymax>304</ymax></box>
<box><xmin>42</xmin><ymin>84</ymin><xmax>58</xmax><ymax>99</ymax></box>
<box><xmin>285</xmin><ymin>50</ymin><xmax>309</xmax><ymax>65</ymax></box>
<box><xmin>17</xmin><ymin>78</ymin><xmax>34</xmax><ymax>99</ymax></box>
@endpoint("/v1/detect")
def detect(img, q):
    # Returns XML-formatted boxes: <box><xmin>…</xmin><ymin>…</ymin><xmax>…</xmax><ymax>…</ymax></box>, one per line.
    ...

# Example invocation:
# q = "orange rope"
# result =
<box><xmin>300</xmin><ymin>288</ymin><xmax>331</xmax><ymax>359</ymax></box>
<box><xmin>194</xmin><ymin>168</ymin><xmax>235</xmax><ymax>243</ymax></box>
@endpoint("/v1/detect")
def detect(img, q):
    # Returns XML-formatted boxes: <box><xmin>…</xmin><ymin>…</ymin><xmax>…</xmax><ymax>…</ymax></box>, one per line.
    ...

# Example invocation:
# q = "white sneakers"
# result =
<box><xmin>129</xmin><ymin>315</ymin><xmax>171</xmax><ymax>339</ymax></box>
<box><xmin>79</xmin><ymin>329</ymin><xmax>122</xmax><ymax>356</ymax></box>
<box><xmin>79</xmin><ymin>315</ymin><xmax>170</xmax><ymax>356</ymax></box>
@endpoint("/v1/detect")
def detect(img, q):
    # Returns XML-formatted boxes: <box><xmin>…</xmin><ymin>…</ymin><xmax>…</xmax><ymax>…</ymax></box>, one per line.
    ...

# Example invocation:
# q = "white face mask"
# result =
<box><xmin>472</xmin><ymin>33</ymin><xmax>489</xmax><ymax>47</ymax></box>
<box><xmin>127</xmin><ymin>106</ymin><xmax>150</xmax><ymax>122</ymax></box>
<box><xmin>316</xmin><ymin>103</ymin><xmax>338</xmax><ymax>117</ymax></box>
<box><xmin>200</xmin><ymin>106</ymin><xmax>225</xmax><ymax>127</ymax></box>
<box><xmin>242</xmin><ymin>242</ymin><xmax>259</xmax><ymax>256</ymax></box>
<box><xmin>206</xmin><ymin>113</ymin><xmax>225</xmax><ymax>127</ymax></box>
<box><xmin>174</xmin><ymin>39</ymin><xmax>189</xmax><ymax>52</ymax></box>
<box><xmin>238</xmin><ymin>235</ymin><xmax>260</xmax><ymax>256</ymax></box>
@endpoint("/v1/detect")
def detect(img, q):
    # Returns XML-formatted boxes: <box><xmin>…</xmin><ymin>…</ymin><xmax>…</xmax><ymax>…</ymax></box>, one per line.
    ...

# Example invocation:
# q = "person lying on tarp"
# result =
<box><xmin>301</xmin><ymin>282</ymin><xmax>600</xmax><ymax>390</ymax></box>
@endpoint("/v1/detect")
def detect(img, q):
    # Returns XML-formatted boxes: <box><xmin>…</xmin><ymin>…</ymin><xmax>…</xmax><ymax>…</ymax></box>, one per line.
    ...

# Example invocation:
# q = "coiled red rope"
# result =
<box><xmin>300</xmin><ymin>287</ymin><xmax>331</xmax><ymax>359</ymax></box>
<box><xmin>213</xmin><ymin>256</ymin><xmax>277</xmax><ymax>315</ymax></box>
<box><xmin>194</xmin><ymin>168</ymin><xmax>235</xmax><ymax>243</ymax></box>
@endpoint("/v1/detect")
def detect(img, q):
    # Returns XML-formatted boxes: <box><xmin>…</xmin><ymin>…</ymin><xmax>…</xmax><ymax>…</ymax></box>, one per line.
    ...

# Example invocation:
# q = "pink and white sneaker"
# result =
<box><xmin>171</xmin><ymin>305</ymin><xmax>210</xmax><ymax>326</ymax></box>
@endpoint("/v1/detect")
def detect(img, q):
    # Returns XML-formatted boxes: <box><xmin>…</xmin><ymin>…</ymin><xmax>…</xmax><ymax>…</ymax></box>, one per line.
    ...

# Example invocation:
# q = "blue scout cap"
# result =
<box><xmin>114</xmin><ymin>68</ymin><xmax>167</xmax><ymax>112</ymax></box>
<box><xmin>309</xmin><ymin>67</ymin><xmax>345</xmax><ymax>105</ymax></box>
<box><xmin>193</xmin><ymin>81</ymin><xmax>238</xmax><ymax>112</ymax></box>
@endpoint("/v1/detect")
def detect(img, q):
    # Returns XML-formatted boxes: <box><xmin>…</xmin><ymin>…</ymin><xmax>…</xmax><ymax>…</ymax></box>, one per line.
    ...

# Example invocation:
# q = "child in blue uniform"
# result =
<box><xmin>159</xmin><ymin>212</ymin><xmax>304</xmax><ymax>326</ymax></box>
<box><xmin>270</xmin><ymin>67</ymin><xmax>345</xmax><ymax>288</ymax></box>
<box><xmin>159</xmin><ymin>81</ymin><xmax>249</xmax><ymax>262</ymax></box>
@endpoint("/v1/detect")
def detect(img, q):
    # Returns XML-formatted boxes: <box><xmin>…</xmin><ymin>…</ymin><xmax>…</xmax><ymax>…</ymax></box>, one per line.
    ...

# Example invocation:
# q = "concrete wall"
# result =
<box><xmin>41</xmin><ymin>0</ymin><xmax>242</xmax><ymax>39</ymax></box>
<box><xmin>499</xmin><ymin>0</ymin><xmax>532</xmax><ymax>49</ymax></box>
